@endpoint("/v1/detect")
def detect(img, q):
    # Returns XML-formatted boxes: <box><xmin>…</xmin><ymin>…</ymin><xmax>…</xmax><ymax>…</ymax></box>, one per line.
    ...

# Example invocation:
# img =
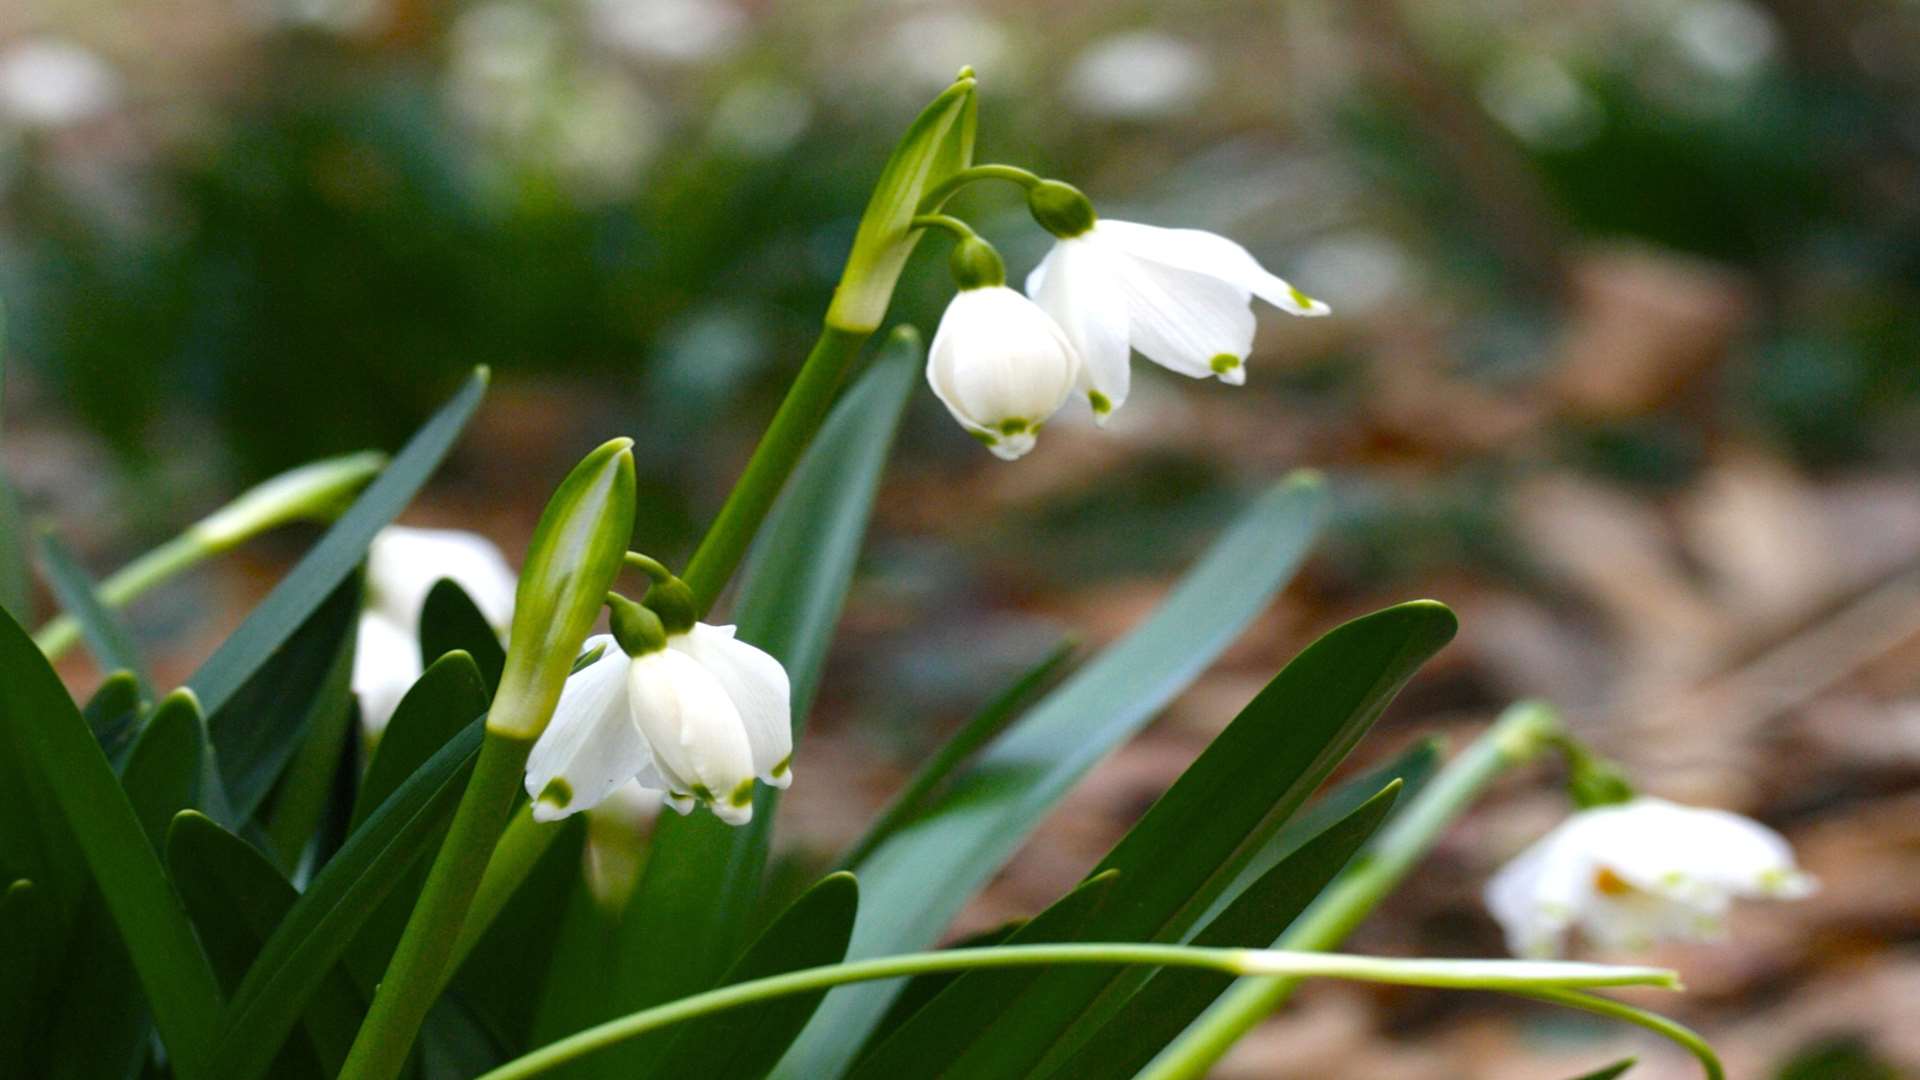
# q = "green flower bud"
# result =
<box><xmin>1027</xmin><ymin>179</ymin><xmax>1096</xmax><ymax>238</ymax></box>
<box><xmin>826</xmin><ymin>68</ymin><xmax>978</xmax><ymax>333</ymax></box>
<box><xmin>949</xmin><ymin>235</ymin><xmax>1006</xmax><ymax>290</ymax></box>
<box><xmin>605</xmin><ymin>591</ymin><xmax>667</xmax><ymax>656</ymax></box>
<box><xmin>190</xmin><ymin>451</ymin><xmax>388</xmax><ymax>550</ymax></box>
<box><xmin>488</xmin><ymin>437</ymin><xmax>637</xmax><ymax>738</ymax></box>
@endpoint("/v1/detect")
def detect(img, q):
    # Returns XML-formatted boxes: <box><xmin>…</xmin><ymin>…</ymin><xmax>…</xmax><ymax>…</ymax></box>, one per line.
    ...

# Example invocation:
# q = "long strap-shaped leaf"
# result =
<box><xmin>1040</xmin><ymin>783</ymin><xmax>1402</xmax><ymax>1079</ymax></box>
<box><xmin>773</xmin><ymin>472</ymin><xmax>1329</xmax><ymax>1079</ymax></box>
<box><xmin>213</xmin><ymin>716</ymin><xmax>484</xmax><ymax>1080</ymax></box>
<box><xmin>958</xmin><ymin>602</ymin><xmax>1459</xmax><ymax>1078</ymax></box>
<box><xmin>38</xmin><ymin>530</ymin><xmax>152</xmax><ymax>695</ymax></box>
<box><xmin>0</xmin><ymin>607</ymin><xmax>224</xmax><ymax>1079</ymax></box>
<box><xmin>187</xmin><ymin>368</ymin><xmax>487</xmax><ymax>716</ymax></box>
<box><xmin>587</xmin><ymin>332</ymin><xmax>920</xmax><ymax>1076</ymax></box>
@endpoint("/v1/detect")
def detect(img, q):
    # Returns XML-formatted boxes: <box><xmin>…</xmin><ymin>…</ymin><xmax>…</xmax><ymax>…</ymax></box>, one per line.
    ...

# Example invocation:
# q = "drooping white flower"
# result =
<box><xmin>1026</xmin><ymin>217</ymin><xmax>1329</xmax><ymax>423</ymax></box>
<box><xmin>927</xmin><ymin>285</ymin><xmax>1080</xmax><ymax>460</ymax></box>
<box><xmin>524</xmin><ymin>624</ymin><xmax>792</xmax><ymax>825</ymax></box>
<box><xmin>352</xmin><ymin>526</ymin><xmax>519</xmax><ymax>735</ymax></box>
<box><xmin>1485</xmin><ymin>796</ymin><xmax>1816</xmax><ymax>958</ymax></box>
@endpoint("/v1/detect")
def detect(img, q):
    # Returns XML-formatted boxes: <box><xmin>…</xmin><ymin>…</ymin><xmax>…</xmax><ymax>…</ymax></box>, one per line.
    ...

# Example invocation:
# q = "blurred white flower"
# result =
<box><xmin>592</xmin><ymin>0</ymin><xmax>745</xmax><ymax>63</ymax></box>
<box><xmin>1673</xmin><ymin>0</ymin><xmax>1777</xmax><ymax>80</ymax></box>
<box><xmin>709</xmin><ymin>79</ymin><xmax>813</xmax><ymax>159</ymax></box>
<box><xmin>1065</xmin><ymin>32</ymin><xmax>1210</xmax><ymax>119</ymax></box>
<box><xmin>353</xmin><ymin>526</ymin><xmax>518</xmax><ymax>735</ymax></box>
<box><xmin>927</xmin><ymin>285</ymin><xmax>1081</xmax><ymax>460</ymax></box>
<box><xmin>1486</xmin><ymin>796</ymin><xmax>1816</xmax><ymax>958</ymax></box>
<box><xmin>525</xmin><ymin>627</ymin><xmax>792</xmax><ymax>825</ymax></box>
<box><xmin>1026</xmin><ymin>220</ymin><xmax>1328</xmax><ymax>423</ymax></box>
<box><xmin>0</xmin><ymin>38</ymin><xmax>120</xmax><ymax>129</ymax></box>
<box><xmin>1477</xmin><ymin>53</ymin><xmax>1604</xmax><ymax>151</ymax></box>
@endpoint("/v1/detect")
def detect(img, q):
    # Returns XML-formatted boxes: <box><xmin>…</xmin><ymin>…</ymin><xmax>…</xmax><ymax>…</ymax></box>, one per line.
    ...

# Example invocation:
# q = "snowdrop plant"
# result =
<box><xmin>0</xmin><ymin>71</ymin><xmax>1740</xmax><ymax>1080</ymax></box>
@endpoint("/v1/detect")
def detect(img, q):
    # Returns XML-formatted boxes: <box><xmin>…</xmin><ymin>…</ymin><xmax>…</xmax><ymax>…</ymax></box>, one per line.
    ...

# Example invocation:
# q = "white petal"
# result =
<box><xmin>626</xmin><ymin>648</ymin><xmax>758</xmax><ymax>825</ymax></box>
<box><xmin>524</xmin><ymin>640</ymin><xmax>662</xmax><ymax>821</ymax></box>
<box><xmin>366</xmin><ymin>525</ymin><xmax>519</xmax><ymax>633</ymax></box>
<box><xmin>926</xmin><ymin>286</ymin><xmax>1080</xmax><ymax>458</ymax></box>
<box><xmin>1108</xmin><ymin>255</ymin><xmax>1257</xmax><ymax>382</ymax></box>
<box><xmin>1097</xmin><ymin>219</ymin><xmax>1331</xmax><ymax>316</ymax></box>
<box><xmin>352</xmin><ymin>612</ymin><xmax>423</xmax><ymax>738</ymax></box>
<box><xmin>671</xmin><ymin>623</ymin><xmax>793</xmax><ymax>787</ymax></box>
<box><xmin>1588</xmin><ymin>798</ymin><xmax>1811</xmax><ymax>903</ymax></box>
<box><xmin>1029</xmin><ymin>238</ymin><xmax>1131</xmax><ymax>423</ymax></box>
<box><xmin>1485</xmin><ymin>822</ymin><xmax>1602</xmax><ymax>959</ymax></box>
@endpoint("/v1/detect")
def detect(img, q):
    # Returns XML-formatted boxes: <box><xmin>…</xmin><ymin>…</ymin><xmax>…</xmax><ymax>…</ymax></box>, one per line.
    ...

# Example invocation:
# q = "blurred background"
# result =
<box><xmin>3</xmin><ymin>0</ymin><xmax>1918</xmax><ymax>1075</ymax></box>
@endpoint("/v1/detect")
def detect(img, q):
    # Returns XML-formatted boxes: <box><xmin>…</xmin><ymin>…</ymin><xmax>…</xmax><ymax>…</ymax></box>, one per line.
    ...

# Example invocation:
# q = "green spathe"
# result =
<box><xmin>489</xmin><ymin>438</ymin><xmax>637</xmax><ymax>738</ymax></box>
<box><xmin>826</xmin><ymin>71</ymin><xmax>978</xmax><ymax>332</ymax></box>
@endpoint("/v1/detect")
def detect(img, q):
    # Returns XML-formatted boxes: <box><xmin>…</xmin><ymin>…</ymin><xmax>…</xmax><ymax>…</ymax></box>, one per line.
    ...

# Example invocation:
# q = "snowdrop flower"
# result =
<box><xmin>352</xmin><ymin>526</ymin><xmax>518</xmax><ymax>735</ymax></box>
<box><xmin>1486</xmin><ymin>796</ymin><xmax>1816</xmax><ymax>958</ymax></box>
<box><xmin>525</xmin><ymin>587</ymin><xmax>791</xmax><ymax>826</ymax></box>
<box><xmin>1023</xmin><ymin>180</ymin><xmax>1329</xmax><ymax>423</ymax></box>
<box><xmin>926</xmin><ymin>234</ymin><xmax>1080</xmax><ymax>460</ymax></box>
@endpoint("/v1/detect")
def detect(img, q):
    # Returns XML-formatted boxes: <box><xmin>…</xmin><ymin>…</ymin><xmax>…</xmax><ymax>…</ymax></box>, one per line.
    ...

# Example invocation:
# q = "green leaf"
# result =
<box><xmin>839</xmin><ymin>637</ymin><xmax>1075</xmax><ymax>869</ymax></box>
<box><xmin>207</xmin><ymin>575</ymin><xmax>360</xmax><ymax>821</ymax></box>
<box><xmin>1568</xmin><ymin>1060</ymin><xmax>1637</xmax><ymax>1080</ymax></box>
<box><xmin>650</xmin><ymin>872</ymin><xmax>862</xmax><ymax>1080</ymax></box>
<box><xmin>873</xmin><ymin>602</ymin><xmax>1457</xmax><ymax>1079</ymax></box>
<box><xmin>261</xmin><ymin>614</ymin><xmax>361</xmax><ymax>870</ymax></box>
<box><xmin>773</xmin><ymin>473</ymin><xmax>1328</xmax><ymax>1079</ymax></box>
<box><xmin>848</xmin><ymin>871</ymin><xmax>1119</xmax><ymax>1080</ymax></box>
<box><xmin>188</xmin><ymin>369</ymin><xmax>486</xmax><ymax>717</ymax></box>
<box><xmin>0</xmin><ymin>606</ymin><xmax>224</xmax><ymax>1079</ymax></box>
<box><xmin>0</xmin><ymin>879</ymin><xmax>50</xmax><ymax>1075</ymax></box>
<box><xmin>1040</xmin><ymin>784</ymin><xmax>1402</xmax><ymax>1080</ymax></box>
<box><xmin>37</xmin><ymin>529</ymin><xmax>151</xmax><ymax>693</ymax></box>
<box><xmin>0</xmin><ymin>316</ymin><xmax>28</xmax><ymax>624</ymax></box>
<box><xmin>214</xmin><ymin>717</ymin><xmax>484</xmax><ymax>1080</ymax></box>
<box><xmin>168</xmin><ymin>811</ymin><xmax>363</xmax><ymax>1078</ymax></box>
<box><xmin>421</xmin><ymin>580</ymin><xmax>506</xmax><ymax>692</ymax></box>
<box><xmin>82</xmin><ymin>669</ymin><xmax>143</xmax><ymax>769</ymax></box>
<box><xmin>1195</xmin><ymin>737</ymin><xmax>1443</xmax><ymax>932</ymax></box>
<box><xmin>858</xmin><ymin>921</ymin><xmax>1023</xmax><ymax>1057</ymax></box>
<box><xmin>350</xmin><ymin>651</ymin><xmax>490</xmax><ymax>831</ymax></box>
<box><xmin>123</xmin><ymin>695</ymin><xmax>210</xmax><ymax>847</ymax></box>
<box><xmin>596</xmin><ymin>334</ymin><xmax>919</xmax><ymax>1071</ymax></box>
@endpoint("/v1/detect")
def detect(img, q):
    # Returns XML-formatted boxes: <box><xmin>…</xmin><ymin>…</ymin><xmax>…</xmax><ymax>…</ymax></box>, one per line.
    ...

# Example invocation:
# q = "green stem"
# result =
<box><xmin>909</xmin><ymin>213</ymin><xmax>982</xmax><ymax>243</ymax></box>
<box><xmin>338</xmin><ymin>730</ymin><xmax>534</xmax><ymax>1080</ymax></box>
<box><xmin>1139</xmin><ymin>701</ymin><xmax>1565</xmax><ymax>1080</ymax></box>
<box><xmin>444</xmin><ymin>804</ymin><xmax>565</xmax><ymax>983</ymax></box>
<box><xmin>1514</xmin><ymin>988</ymin><xmax>1724</xmax><ymax>1080</ymax></box>
<box><xmin>475</xmin><ymin>944</ymin><xmax>1672</xmax><ymax>1080</ymax></box>
<box><xmin>678</xmin><ymin>324</ymin><xmax>872</xmax><ymax>613</ymax></box>
<box><xmin>34</xmin><ymin>533</ymin><xmax>204</xmax><ymax>658</ymax></box>
<box><xmin>917</xmin><ymin>163</ymin><xmax>1043</xmax><ymax>213</ymax></box>
<box><xmin>33</xmin><ymin>450</ymin><xmax>386</xmax><ymax>660</ymax></box>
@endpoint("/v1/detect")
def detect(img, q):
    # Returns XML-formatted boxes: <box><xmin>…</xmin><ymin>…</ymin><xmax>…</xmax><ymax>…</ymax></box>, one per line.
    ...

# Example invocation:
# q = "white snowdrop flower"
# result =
<box><xmin>1485</xmin><ymin>796</ymin><xmax>1816</xmax><ymax>959</ymax></box>
<box><xmin>525</xmin><ymin>617</ymin><xmax>792</xmax><ymax>826</ymax></box>
<box><xmin>1065</xmin><ymin>32</ymin><xmax>1210</xmax><ymax>119</ymax></box>
<box><xmin>0</xmin><ymin>38</ymin><xmax>120</xmax><ymax>129</ymax></box>
<box><xmin>926</xmin><ymin>234</ymin><xmax>1080</xmax><ymax>461</ymax></box>
<box><xmin>352</xmin><ymin>526</ymin><xmax>518</xmax><ymax>735</ymax></box>
<box><xmin>1023</xmin><ymin>181</ymin><xmax>1329</xmax><ymax>424</ymax></box>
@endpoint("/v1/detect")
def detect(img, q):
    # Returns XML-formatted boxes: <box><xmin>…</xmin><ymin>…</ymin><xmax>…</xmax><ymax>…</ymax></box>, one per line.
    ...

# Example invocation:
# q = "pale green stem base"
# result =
<box><xmin>339</xmin><ymin>730</ymin><xmax>534</xmax><ymax>1080</ymax></box>
<box><xmin>34</xmin><ymin>533</ymin><xmax>204</xmax><ymax>659</ymax></box>
<box><xmin>477</xmin><ymin>943</ymin><xmax>1671</xmax><ymax>1080</ymax></box>
<box><xmin>1139</xmin><ymin>701</ymin><xmax>1564</xmax><ymax>1080</ymax></box>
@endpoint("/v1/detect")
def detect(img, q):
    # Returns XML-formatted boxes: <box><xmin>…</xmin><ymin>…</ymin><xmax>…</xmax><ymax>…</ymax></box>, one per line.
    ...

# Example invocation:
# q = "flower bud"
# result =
<box><xmin>488</xmin><ymin>437</ymin><xmax>637</xmax><ymax>738</ymax></box>
<box><xmin>1026</xmin><ymin>179</ymin><xmax>1096</xmax><ymax>239</ymax></box>
<box><xmin>826</xmin><ymin>69</ymin><xmax>978</xmax><ymax>333</ymax></box>
<box><xmin>927</xmin><ymin>286</ymin><xmax>1080</xmax><ymax>460</ymax></box>
<box><xmin>191</xmin><ymin>451</ymin><xmax>387</xmax><ymax>550</ymax></box>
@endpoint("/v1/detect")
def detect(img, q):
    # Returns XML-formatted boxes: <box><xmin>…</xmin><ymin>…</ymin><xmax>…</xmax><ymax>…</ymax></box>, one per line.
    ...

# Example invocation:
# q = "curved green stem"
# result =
<box><xmin>917</xmin><ymin>163</ymin><xmax>1043</xmax><ymax>213</ymax></box>
<box><xmin>679</xmin><ymin>324</ymin><xmax>875</xmax><ymax>613</ymax></box>
<box><xmin>1139</xmin><ymin>701</ymin><xmax>1566</xmax><ymax>1080</ymax></box>
<box><xmin>33</xmin><ymin>450</ymin><xmax>386</xmax><ymax>660</ymax></box>
<box><xmin>1514</xmin><ymin>988</ymin><xmax>1724</xmax><ymax>1080</ymax></box>
<box><xmin>909</xmin><ymin>213</ymin><xmax>982</xmax><ymax>243</ymax></box>
<box><xmin>475</xmin><ymin>945</ymin><xmax>1673</xmax><ymax>1080</ymax></box>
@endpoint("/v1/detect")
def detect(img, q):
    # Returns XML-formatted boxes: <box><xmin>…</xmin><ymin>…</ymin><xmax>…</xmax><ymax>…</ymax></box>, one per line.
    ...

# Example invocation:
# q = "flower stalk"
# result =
<box><xmin>33</xmin><ymin>450</ymin><xmax>387</xmax><ymax>660</ymax></box>
<box><xmin>341</xmin><ymin>439</ymin><xmax>635</xmax><ymax>1080</ymax></box>
<box><xmin>473</xmin><ymin>942</ymin><xmax>1674</xmax><ymax>1080</ymax></box>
